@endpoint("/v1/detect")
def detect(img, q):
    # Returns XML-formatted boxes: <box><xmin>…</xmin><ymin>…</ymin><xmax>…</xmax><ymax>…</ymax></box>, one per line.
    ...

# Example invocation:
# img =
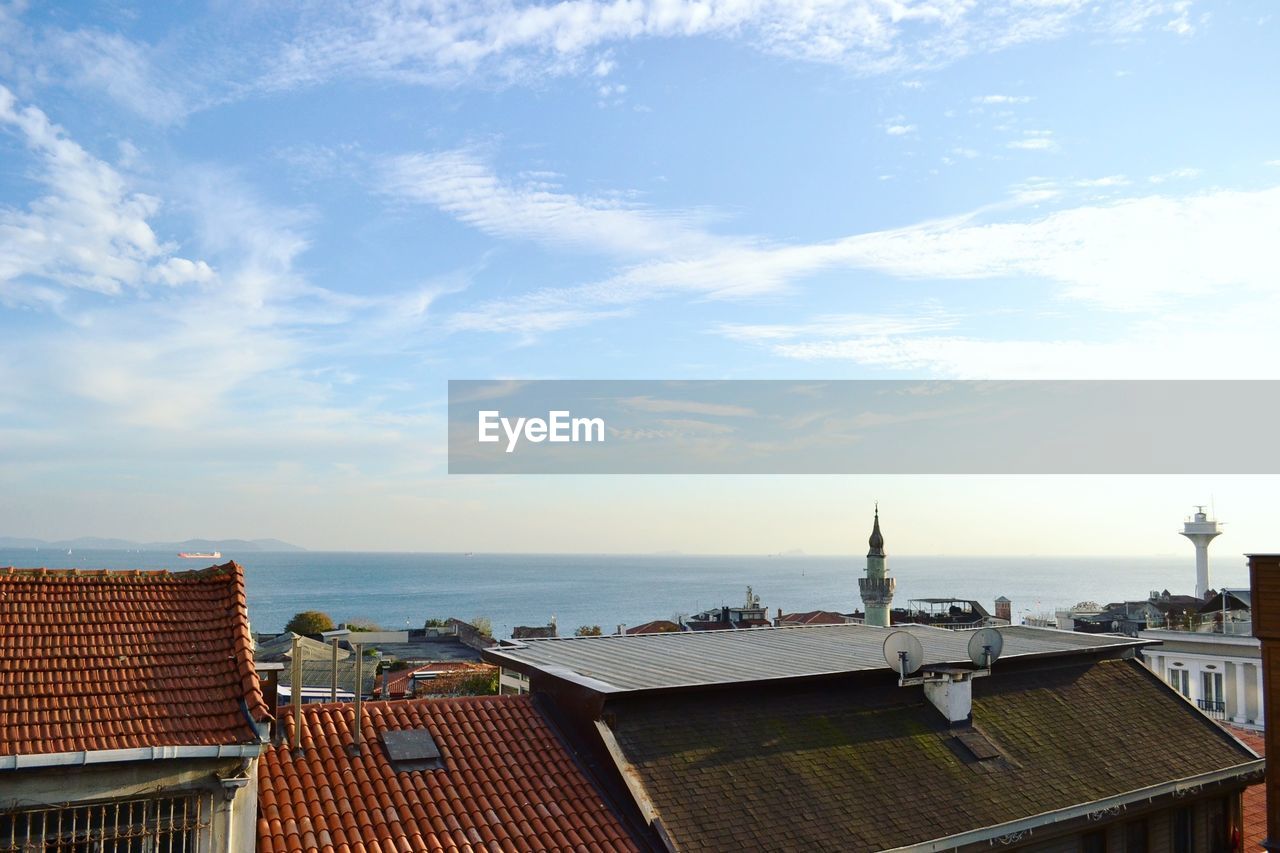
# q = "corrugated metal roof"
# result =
<box><xmin>483</xmin><ymin>623</ymin><xmax>1146</xmax><ymax>693</ymax></box>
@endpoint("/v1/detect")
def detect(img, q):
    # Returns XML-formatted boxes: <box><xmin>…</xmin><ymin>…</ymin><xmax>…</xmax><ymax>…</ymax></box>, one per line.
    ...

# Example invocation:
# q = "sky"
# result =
<box><xmin>1</xmin><ymin>0</ymin><xmax>1278</xmax><ymax>556</ymax></box>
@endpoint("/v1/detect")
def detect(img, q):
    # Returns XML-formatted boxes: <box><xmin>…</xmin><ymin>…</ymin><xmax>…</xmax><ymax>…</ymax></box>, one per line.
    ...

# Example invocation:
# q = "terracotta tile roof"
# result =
<box><xmin>624</xmin><ymin>620</ymin><xmax>682</xmax><ymax>635</ymax></box>
<box><xmin>0</xmin><ymin>561</ymin><xmax>269</xmax><ymax>757</ymax></box>
<box><xmin>378</xmin><ymin>662</ymin><xmax>491</xmax><ymax>699</ymax></box>
<box><xmin>777</xmin><ymin>610</ymin><xmax>848</xmax><ymax>625</ymax></box>
<box><xmin>258</xmin><ymin>696</ymin><xmax>642</xmax><ymax>853</ymax></box>
<box><xmin>604</xmin><ymin>659</ymin><xmax>1260</xmax><ymax>851</ymax></box>
<box><xmin>1223</xmin><ymin>725</ymin><xmax>1265</xmax><ymax>850</ymax></box>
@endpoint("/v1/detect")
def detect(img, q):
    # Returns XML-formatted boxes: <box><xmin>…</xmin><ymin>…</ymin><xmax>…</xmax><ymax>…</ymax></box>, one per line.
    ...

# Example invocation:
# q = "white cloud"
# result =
<box><xmin>973</xmin><ymin>94</ymin><xmax>1033</xmax><ymax>104</ymax></box>
<box><xmin>0</xmin><ymin>88</ymin><xmax>447</xmax><ymax>458</ymax></box>
<box><xmin>811</xmin><ymin>186</ymin><xmax>1280</xmax><ymax>310</ymax></box>
<box><xmin>446</xmin><ymin>181</ymin><xmax>1280</xmax><ymax>337</ymax></box>
<box><xmin>719</xmin><ymin>312</ymin><xmax>959</xmax><ymax>343</ymax></box>
<box><xmin>716</xmin><ymin>299</ymin><xmax>1280</xmax><ymax>380</ymax></box>
<box><xmin>1008</xmin><ymin>130</ymin><xmax>1056</xmax><ymax>151</ymax></box>
<box><xmin>0</xmin><ymin>85</ymin><xmax>211</xmax><ymax>296</ymax></box>
<box><xmin>1165</xmin><ymin>1</ymin><xmax>1196</xmax><ymax>35</ymax></box>
<box><xmin>382</xmin><ymin>148</ymin><xmax>727</xmax><ymax>257</ymax></box>
<box><xmin>1148</xmin><ymin>167</ymin><xmax>1201</xmax><ymax>183</ymax></box>
<box><xmin>1075</xmin><ymin>175</ymin><xmax>1130</xmax><ymax>188</ymax></box>
<box><xmin>0</xmin><ymin>1</ymin><xmax>1202</xmax><ymax>122</ymax></box>
<box><xmin>885</xmin><ymin>122</ymin><xmax>916</xmax><ymax>136</ymax></box>
<box><xmin>260</xmin><ymin>0</ymin><xmax>1200</xmax><ymax>91</ymax></box>
<box><xmin>50</xmin><ymin>29</ymin><xmax>188</xmax><ymax>125</ymax></box>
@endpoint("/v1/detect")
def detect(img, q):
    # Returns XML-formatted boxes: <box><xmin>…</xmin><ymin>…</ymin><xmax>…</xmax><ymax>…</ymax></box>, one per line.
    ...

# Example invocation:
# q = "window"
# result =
<box><xmin>1207</xmin><ymin>797</ymin><xmax>1231</xmax><ymax>853</ymax></box>
<box><xmin>1199</xmin><ymin>672</ymin><xmax>1226</xmax><ymax>718</ymax></box>
<box><xmin>1169</xmin><ymin>667</ymin><xmax>1190</xmax><ymax>697</ymax></box>
<box><xmin>1173</xmin><ymin>806</ymin><xmax>1194</xmax><ymax>853</ymax></box>
<box><xmin>1125</xmin><ymin>820</ymin><xmax>1148</xmax><ymax>853</ymax></box>
<box><xmin>1201</xmin><ymin>671</ymin><xmax>1224</xmax><ymax>703</ymax></box>
<box><xmin>0</xmin><ymin>794</ymin><xmax>207</xmax><ymax>852</ymax></box>
<box><xmin>1082</xmin><ymin>829</ymin><xmax>1107</xmax><ymax>853</ymax></box>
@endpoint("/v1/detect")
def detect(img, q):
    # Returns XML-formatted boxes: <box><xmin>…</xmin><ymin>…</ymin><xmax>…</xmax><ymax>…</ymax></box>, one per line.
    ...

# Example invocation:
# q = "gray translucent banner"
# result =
<box><xmin>448</xmin><ymin>380</ymin><xmax>1280</xmax><ymax>474</ymax></box>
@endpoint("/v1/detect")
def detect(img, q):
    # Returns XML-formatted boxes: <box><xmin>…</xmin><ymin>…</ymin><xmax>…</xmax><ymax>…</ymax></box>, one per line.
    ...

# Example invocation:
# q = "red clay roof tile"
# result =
<box><xmin>259</xmin><ymin>696</ymin><xmax>641</xmax><ymax>852</ymax></box>
<box><xmin>0</xmin><ymin>561</ymin><xmax>268</xmax><ymax>756</ymax></box>
<box><xmin>1223</xmin><ymin>725</ymin><xmax>1265</xmax><ymax>851</ymax></box>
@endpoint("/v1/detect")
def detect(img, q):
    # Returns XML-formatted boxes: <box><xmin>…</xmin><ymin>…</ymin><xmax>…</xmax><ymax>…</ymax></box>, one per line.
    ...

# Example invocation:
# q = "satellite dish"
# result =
<box><xmin>967</xmin><ymin>628</ymin><xmax>1004</xmax><ymax>668</ymax></box>
<box><xmin>883</xmin><ymin>631</ymin><xmax>924</xmax><ymax>677</ymax></box>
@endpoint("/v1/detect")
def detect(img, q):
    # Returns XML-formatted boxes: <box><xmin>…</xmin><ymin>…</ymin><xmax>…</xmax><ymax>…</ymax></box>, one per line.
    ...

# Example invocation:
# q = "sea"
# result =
<box><xmin>0</xmin><ymin>549</ymin><xmax>1251</xmax><ymax>637</ymax></box>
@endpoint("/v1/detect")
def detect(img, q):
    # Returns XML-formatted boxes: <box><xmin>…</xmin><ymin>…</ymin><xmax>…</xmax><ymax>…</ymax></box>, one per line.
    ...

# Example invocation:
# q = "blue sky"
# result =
<box><xmin>1</xmin><ymin>1</ymin><xmax>1278</xmax><ymax>555</ymax></box>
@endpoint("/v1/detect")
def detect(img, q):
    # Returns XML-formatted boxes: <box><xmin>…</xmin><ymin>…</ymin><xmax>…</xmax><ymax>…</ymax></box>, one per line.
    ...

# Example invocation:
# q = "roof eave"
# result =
<box><xmin>881</xmin><ymin>759</ymin><xmax>1265</xmax><ymax>853</ymax></box>
<box><xmin>0</xmin><ymin>742</ymin><xmax>265</xmax><ymax>772</ymax></box>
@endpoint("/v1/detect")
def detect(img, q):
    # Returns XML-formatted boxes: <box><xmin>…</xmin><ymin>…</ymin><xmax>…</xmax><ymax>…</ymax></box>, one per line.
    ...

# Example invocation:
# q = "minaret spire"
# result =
<box><xmin>858</xmin><ymin>504</ymin><xmax>895</xmax><ymax>627</ymax></box>
<box><xmin>868</xmin><ymin>503</ymin><xmax>885</xmax><ymax>557</ymax></box>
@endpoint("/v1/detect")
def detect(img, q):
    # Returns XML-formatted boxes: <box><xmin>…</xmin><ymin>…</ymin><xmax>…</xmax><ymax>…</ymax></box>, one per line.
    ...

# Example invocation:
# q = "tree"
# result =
<box><xmin>575</xmin><ymin>625</ymin><xmax>603</xmax><ymax>636</ymax></box>
<box><xmin>470</xmin><ymin>616</ymin><xmax>493</xmax><ymax>638</ymax></box>
<box><xmin>345</xmin><ymin>618</ymin><xmax>382</xmax><ymax>632</ymax></box>
<box><xmin>285</xmin><ymin>610</ymin><xmax>334</xmax><ymax>635</ymax></box>
<box><xmin>424</xmin><ymin>617</ymin><xmax>450</xmax><ymax>628</ymax></box>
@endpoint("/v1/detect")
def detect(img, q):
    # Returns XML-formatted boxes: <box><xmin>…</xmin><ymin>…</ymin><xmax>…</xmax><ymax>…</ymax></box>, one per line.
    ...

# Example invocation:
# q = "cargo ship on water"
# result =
<box><xmin>178</xmin><ymin>551</ymin><xmax>221</xmax><ymax>559</ymax></box>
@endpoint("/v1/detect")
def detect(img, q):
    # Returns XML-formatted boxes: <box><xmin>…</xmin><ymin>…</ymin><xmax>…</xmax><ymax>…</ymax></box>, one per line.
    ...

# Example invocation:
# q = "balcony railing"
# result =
<box><xmin>1149</xmin><ymin>615</ymin><xmax>1252</xmax><ymax>635</ymax></box>
<box><xmin>1197</xmin><ymin>698</ymin><xmax>1227</xmax><ymax>720</ymax></box>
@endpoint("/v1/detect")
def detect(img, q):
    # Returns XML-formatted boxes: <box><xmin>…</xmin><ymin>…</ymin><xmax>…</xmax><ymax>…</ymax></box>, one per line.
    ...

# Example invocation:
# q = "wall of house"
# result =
<box><xmin>0</xmin><ymin>755</ymin><xmax>257</xmax><ymax>852</ymax></box>
<box><xmin>1008</xmin><ymin>793</ymin><xmax>1238</xmax><ymax>853</ymax></box>
<box><xmin>1140</xmin><ymin>634</ymin><xmax>1263</xmax><ymax>727</ymax></box>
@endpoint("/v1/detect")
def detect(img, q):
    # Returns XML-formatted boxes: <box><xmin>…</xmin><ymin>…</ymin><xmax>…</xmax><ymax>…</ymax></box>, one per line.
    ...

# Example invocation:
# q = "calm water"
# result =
<box><xmin>0</xmin><ymin>549</ymin><xmax>1248</xmax><ymax>637</ymax></box>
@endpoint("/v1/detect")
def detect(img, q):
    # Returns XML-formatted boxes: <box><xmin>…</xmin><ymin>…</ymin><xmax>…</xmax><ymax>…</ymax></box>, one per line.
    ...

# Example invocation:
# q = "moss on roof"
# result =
<box><xmin>605</xmin><ymin>659</ymin><xmax>1257</xmax><ymax>852</ymax></box>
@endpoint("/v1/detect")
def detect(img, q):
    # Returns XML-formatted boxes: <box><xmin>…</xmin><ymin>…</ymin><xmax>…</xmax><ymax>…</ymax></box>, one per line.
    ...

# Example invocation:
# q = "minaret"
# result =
<box><xmin>859</xmin><ymin>504</ymin><xmax>895</xmax><ymax>627</ymax></box>
<box><xmin>1181</xmin><ymin>505</ymin><xmax>1223</xmax><ymax>600</ymax></box>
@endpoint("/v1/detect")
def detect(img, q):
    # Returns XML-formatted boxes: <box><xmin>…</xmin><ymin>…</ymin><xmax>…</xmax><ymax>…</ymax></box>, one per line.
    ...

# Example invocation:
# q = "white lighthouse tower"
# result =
<box><xmin>1180</xmin><ymin>505</ymin><xmax>1223</xmax><ymax>600</ymax></box>
<box><xmin>859</xmin><ymin>504</ymin><xmax>895</xmax><ymax>627</ymax></box>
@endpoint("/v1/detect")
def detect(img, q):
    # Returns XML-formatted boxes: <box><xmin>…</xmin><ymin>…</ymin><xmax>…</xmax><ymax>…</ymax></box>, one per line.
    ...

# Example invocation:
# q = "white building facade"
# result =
<box><xmin>1139</xmin><ymin>630</ymin><xmax>1262</xmax><ymax>729</ymax></box>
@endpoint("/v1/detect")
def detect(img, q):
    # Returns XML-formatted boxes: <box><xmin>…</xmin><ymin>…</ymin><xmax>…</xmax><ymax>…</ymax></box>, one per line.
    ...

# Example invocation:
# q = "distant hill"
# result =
<box><xmin>0</xmin><ymin>536</ymin><xmax>306</xmax><ymax>552</ymax></box>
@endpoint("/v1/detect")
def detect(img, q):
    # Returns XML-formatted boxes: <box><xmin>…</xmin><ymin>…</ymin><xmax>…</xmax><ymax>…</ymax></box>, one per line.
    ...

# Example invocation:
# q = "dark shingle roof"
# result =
<box><xmin>485</xmin><ymin>623</ymin><xmax>1145</xmax><ymax>694</ymax></box>
<box><xmin>626</xmin><ymin>620</ymin><xmax>684</xmax><ymax>634</ymax></box>
<box><xmin>603</xmin><ymin>659</ymin><xmax>1259</xmax><ymax>852</ymax></box>
<box><xmin>777</xmin><ymin>610</ymin><xmax>849</xmax><ymax>625</ymax></box>
<box><xmin>0</xmin><ymin>561</ymin><xmax>268</xmax><ymax>756</ymax></box>
<box><xmin>258</xmin><ymin>697</ymin><xmax>642</xmax><ymax>853</ymax></box>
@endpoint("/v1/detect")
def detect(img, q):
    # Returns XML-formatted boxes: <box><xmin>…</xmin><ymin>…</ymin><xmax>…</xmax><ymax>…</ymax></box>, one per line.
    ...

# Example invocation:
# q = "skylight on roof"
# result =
<box><xmin>380</xmin><ymin>728</ymin><xmax>443</xmax><ymax>772</ymax></box>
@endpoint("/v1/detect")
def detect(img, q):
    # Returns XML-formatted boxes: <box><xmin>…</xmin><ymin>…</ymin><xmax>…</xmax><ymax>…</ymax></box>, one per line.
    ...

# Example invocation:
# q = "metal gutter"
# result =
<box><xmin>0</xmin><ymin>742</ymin><xmax>264</xmax><ymax>772</ymax></box>
<box><xmin>880</xmin><ymin>760</ymin><xmax>1266</xmax><ymax>852</ymax></box>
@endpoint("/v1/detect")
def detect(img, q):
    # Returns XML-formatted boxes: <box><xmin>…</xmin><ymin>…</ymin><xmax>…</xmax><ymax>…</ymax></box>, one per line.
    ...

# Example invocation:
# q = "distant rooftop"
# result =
<box><xmin>484</xmin><ymin>623</ymin><xmax>1146</xmax><ymax>694</ymax></box>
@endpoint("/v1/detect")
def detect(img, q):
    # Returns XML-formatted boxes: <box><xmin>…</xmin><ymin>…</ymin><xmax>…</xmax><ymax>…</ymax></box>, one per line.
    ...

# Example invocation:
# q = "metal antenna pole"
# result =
<box><xmin>330</xmin><ymin>638</ymin><xmax>339</xmax><ymax>702</ymax></box>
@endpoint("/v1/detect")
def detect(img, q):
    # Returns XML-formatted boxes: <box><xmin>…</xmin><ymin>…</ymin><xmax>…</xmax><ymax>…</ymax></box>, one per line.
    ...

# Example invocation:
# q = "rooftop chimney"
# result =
<box><xmin>994</xmin><ymin>597</ymin><xmax>1011</xmax><ymax>622</ymax></box>
<box><xmin>923</xmin><ymin>670</ymin><xmax>974</xmax><ymax>725</ymax></box>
